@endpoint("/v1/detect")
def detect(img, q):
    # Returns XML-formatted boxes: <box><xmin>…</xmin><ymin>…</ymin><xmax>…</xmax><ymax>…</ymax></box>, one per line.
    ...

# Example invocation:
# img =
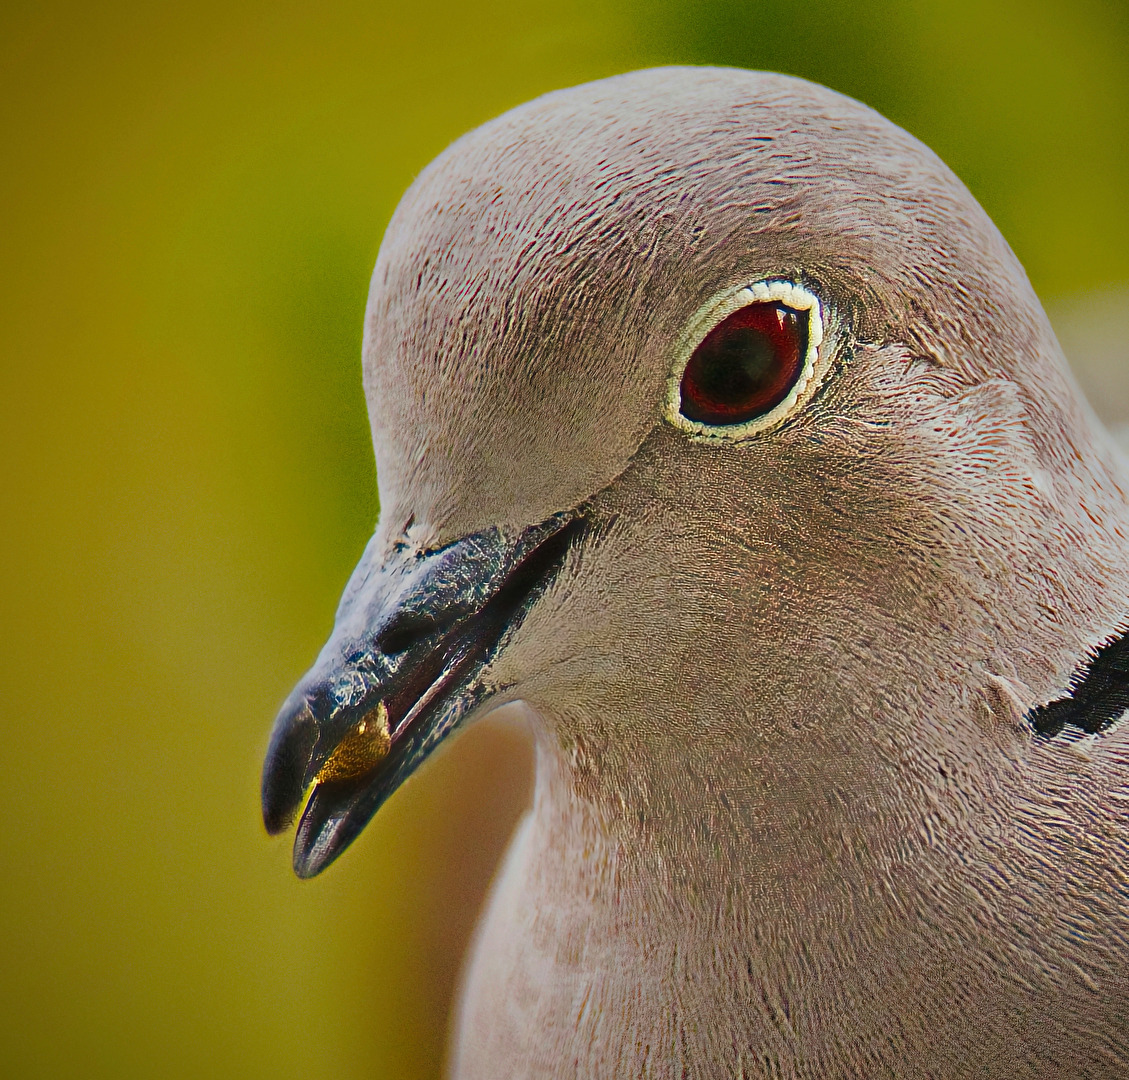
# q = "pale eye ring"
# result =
<box><xmin>664</xmin><ymin>280</ymin><xmax>825</xmax><ymax>440</ymax></box>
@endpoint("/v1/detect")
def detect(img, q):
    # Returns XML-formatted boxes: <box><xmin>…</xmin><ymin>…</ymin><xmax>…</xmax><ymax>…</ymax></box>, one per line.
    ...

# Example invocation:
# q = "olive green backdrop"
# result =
<box><xmin>2</xmin><ymin>2</ymin><xmax>1127</xmax><ymax>1077</ymax></box>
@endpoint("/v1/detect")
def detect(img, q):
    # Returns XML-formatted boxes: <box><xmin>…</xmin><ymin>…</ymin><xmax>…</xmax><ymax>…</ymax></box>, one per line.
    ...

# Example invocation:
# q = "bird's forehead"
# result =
<box><xmin>361</xmin><ymin>68</ymin><xmax>1032</xmax><ymax>547</ymax></box>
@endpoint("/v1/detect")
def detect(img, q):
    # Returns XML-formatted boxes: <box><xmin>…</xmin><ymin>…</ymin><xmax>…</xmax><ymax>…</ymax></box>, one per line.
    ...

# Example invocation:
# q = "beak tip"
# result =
<box><xmin>292</xmin><ymin>851</ymin><xmax>318</xmax><ymax>879</ymax></box>
<box><xmin>260</xmin><ymin>756</ymin><xmax>304</xmax><ymax>836</ymax></box>
<box><xmin>290</xmin><ymin>777</ymin><xmax>372</xmax><ymax>878</ymax></box>
<box><xmin>292</xmin><ymin>816</ymin><xmax>336</xmax><ymax>879</ymax></box>
<box><xmin>262</xmin><ymin>802</ymin><xmax>296</xmax><ymax>837</ymax></box>
<box><xmin>292</xmin><ymin>844</ymin><xmax>329</xmax><ymax>880</ymax></box>
<box><xmin>261</xmin><ymin>698</ymin><xmax>319</xmax><ymax>837</ymax></box>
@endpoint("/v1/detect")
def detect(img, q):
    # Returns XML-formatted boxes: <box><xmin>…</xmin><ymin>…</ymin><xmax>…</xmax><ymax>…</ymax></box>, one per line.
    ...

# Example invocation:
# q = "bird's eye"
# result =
<box><xmin>679</xmin><ymin>302</ymin><xmax>805</xmax><ymax>425</ymax></box>
<box><xmin>665</xmin><ymin>280</ymin><xmax>825</xmax><ymax>439</ymax></box>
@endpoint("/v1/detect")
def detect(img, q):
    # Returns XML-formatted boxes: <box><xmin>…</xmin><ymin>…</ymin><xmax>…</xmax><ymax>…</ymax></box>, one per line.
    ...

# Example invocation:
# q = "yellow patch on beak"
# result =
<box><xmin>315</xmin><ymin>701</ymin><xmax>391</xmax><ymax>783</ymax></box>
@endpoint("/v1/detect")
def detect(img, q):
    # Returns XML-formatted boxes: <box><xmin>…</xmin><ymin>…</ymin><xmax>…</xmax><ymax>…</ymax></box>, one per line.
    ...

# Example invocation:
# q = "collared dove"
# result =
<box><xmin>262</xmin><ymin>67</ymin><xmax>1129</xmax><ymax>1077</ymax></box>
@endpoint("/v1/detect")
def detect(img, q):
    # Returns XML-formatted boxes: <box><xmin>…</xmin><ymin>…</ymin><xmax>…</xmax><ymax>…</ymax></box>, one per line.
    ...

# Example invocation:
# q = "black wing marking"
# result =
<box><xmin>1027</xmin><ymin>628</ymin><xmax>1129</xmax><ymax>737</ymax></box>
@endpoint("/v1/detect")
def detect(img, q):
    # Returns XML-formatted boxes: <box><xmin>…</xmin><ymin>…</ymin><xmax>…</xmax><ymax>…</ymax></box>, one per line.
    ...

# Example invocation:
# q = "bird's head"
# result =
<box><xmin>262</xmin><ymin>67</ymin><xmax>1126</xmax><ymax>878</ymax></box>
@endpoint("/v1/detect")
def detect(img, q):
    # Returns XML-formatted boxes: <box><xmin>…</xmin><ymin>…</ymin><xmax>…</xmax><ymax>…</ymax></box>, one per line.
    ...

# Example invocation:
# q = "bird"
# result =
<box><xmin>261</xmin><ymin>66</ymin><xmax>1129</xmax><ymax>1078</ymax></box>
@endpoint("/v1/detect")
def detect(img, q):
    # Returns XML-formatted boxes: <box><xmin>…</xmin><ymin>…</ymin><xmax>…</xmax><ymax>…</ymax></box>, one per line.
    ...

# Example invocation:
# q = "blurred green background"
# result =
<box><xmin>2</xmin><ymin>2</ymin><xmax>1127</xmax><ymax>1077</ymax></box>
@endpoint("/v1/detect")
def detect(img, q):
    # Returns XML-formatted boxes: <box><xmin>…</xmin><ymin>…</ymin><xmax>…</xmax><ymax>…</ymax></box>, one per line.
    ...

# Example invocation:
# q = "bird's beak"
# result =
<box><xmin>261</xmin><ymin>511</ymin><xmax>585</xmax><ymax>878</ymax></box>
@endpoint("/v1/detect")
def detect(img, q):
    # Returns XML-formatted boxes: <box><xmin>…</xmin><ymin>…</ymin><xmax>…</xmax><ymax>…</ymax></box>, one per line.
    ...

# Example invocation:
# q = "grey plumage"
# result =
<box><xmin>264</xmin><ymin>67</ymin><xmax>1129</xmax><ymax>1077</ymax></box>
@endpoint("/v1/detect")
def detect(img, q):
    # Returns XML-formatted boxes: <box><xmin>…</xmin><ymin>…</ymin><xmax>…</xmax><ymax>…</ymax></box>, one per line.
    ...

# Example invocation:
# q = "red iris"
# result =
<box><xmin>679</xmin><ymin>302</ymin><xmax>807</xmax><ymax>426</ymax></box>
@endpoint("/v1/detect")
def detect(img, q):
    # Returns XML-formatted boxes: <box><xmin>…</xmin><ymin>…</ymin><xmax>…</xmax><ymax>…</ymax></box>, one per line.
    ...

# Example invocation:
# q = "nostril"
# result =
<box><xmin>376</xmin><ymin>610</ymin><xmax>440</xmax><ymax>655</ymax></box>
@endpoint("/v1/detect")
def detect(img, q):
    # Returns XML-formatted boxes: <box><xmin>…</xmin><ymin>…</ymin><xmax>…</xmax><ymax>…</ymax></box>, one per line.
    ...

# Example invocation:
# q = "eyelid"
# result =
<box><xmin>664</xmin><ymin>279</ymin><xmax>826</xmax><ymax>441</ymax></box>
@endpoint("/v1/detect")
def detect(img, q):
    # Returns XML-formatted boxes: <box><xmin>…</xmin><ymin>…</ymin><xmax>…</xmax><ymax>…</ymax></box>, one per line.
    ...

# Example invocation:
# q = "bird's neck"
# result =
<box><xmin>453</xmin><ymin>724</ymin><xmax>932</xmax><ymax>1075</ymax></box>
<box><xmin>451</xmin><ymin>708</ymin><xmax>1127</xmax><ymax>1078</ymax></box>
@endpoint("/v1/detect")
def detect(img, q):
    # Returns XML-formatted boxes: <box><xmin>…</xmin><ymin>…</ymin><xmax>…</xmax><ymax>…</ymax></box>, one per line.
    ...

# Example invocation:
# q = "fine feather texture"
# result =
<box><xmin>353</xmin><ymin>68</ymin><xmax>1129</xmax><ymax>1077</ymax></box>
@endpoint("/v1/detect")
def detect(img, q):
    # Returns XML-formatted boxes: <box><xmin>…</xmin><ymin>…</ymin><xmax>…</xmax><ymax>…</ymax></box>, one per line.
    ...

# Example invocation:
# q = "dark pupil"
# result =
<box><xmin>679</xmin><ymin>302</ymin><xmax>806</xmax><ymax>426</ymax></box>
<box><xmin>694</xmin><ymin>327</ymin><xmax>775</xmax><ymax>400</ymax></box>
